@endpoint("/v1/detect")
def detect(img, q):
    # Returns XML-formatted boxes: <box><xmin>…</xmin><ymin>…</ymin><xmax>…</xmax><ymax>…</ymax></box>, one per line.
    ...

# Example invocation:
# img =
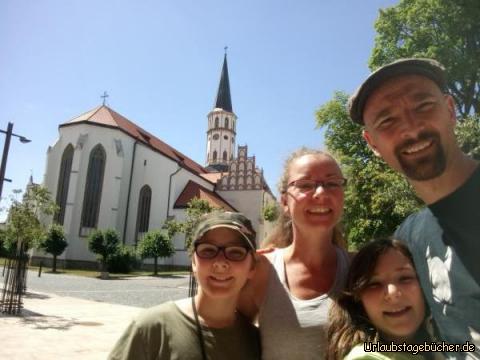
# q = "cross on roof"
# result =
<box><xmin>101</xmin><ymin>91</ymin><xmax>109</xmax><ymax>105</ymax></box>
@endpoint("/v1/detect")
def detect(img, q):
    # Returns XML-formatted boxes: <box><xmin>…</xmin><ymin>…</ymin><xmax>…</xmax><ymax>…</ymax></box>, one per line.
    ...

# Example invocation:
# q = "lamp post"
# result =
<box><xmin>0</xmin><ymin>122</ymin><xmax>31</xmax><ymax>315</ymax></box>
<box><xmin>0</xmin><ymin>122</ymin><xmax>31</xmax><ymax>203</ymax></box>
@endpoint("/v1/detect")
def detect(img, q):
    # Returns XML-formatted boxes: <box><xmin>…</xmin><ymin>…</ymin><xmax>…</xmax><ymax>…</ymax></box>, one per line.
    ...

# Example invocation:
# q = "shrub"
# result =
<box><xmin>107</xmin><ymin>246</ymin><xmax>139</xmax><ymax>273</ymax></box>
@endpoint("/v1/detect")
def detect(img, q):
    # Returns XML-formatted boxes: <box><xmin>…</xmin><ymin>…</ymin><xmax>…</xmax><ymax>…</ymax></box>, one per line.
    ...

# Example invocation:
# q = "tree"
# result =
<box><xmin>0</xmin><ymin>229</ymin><xmax>9</xmax><ymax>257</ymax></box>
<box><xmin>316</xmin><ymin>91</ymin><xmax>422</xmax><ymax>248</ymax></box>
<box><xmin>4</xmin><ymin>185</ymin><xmax>58</xmax><ymax>254</ymax></box>
<box><xmin>88</xmin><ymin>229</ymin><xmax>119</xmax><ymax>278</ymax></box>
<box><xmin>39</xmin><ymin>224</ymin><xmax>68</xmax><ymax>273</ymax></box>
<box><xmin>262</xmin><ymin>202</ymin><xmax>279</xmax><ymax>222</ymax></box>
<box><xmin>370</xmin><ymin>0</ymin><xmax>480</xmax><ymax>117</ymax></box>
<box><xmin>163</xmin><ymin>198</ymin><xmax>222</xmax><ymax>249</ymax></box>
<box><xmin>455</xmin><ymin>115</ymin><xmax>480</xmax><ymax>160</ymax></box>
<box><xmin>137</xmin><ymin>230</ymin><xmax>175</xmax><ymax>275</ymax></box>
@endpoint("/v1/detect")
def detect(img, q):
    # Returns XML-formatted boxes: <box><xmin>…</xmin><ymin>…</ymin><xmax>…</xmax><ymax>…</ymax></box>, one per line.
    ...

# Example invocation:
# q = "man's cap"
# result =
<box><xmin>192</xmin><ymin>211</ymin><xmax>257</xmax><ymax>251</ymax></box>
<box><xmin>348</xmin><ymin>58</ymin><xmax>447</xmax><ymax>124</ymax></box>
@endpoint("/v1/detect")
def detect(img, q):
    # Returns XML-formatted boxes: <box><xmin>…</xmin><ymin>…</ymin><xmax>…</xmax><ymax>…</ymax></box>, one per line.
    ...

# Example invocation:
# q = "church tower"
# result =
<box><xmin>206</xmin><ymin>53</ymin><xmax>237</xmax><ymax>172</ymax></box>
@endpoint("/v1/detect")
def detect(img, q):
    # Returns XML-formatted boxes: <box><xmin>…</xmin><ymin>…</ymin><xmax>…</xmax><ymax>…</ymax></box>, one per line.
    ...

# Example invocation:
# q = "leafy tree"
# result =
<box><xmin>316</xmin><ymin>91</ymin><xmax>422</xmax><ymax>248</ymax></box>
<box><xmin>39</xmin><ymin>224</ymin><xmax>68</xmax><ymax>272</ymax></box>
<box><xmin>163</xmin><ymin>198</ymin><xmax>222</xmax><ymax>249</ymax></box>
<box><xmin>0</xmin><ymin>229</ymin><xmax>8</xmax><ymax>257</ymax></box>
<box><xmin>262</xmin><ymin>202</ymin><xmax>279</xmax><ymax>222</ymax></box>
<box><xmin>88</xmin><ymin>229</ymin><xmax>120</xmax><ymax>277</ymax></box>
<box><xmin>455</xmin><ymin>115</ymin><xmax>480</xmax><ymax>160</ymax></box>
<box><xmin>4</xmin><ymin>185</ymin><xmax>58</xmax><ymax>254</ymax></box>
<box><xmin>137</xmin><ymin>230</ymin><xmax>175</xmax><ymax>275</ymax></box>
<box><xmin>370</xmin><ymin>0</ymin><xmax>480</xmax><ymax>117</ymax></box>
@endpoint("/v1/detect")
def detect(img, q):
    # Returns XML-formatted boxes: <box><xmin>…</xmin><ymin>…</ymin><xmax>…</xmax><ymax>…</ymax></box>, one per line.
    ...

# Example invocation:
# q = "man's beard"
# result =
<box><xmin>394</xmin><ymin>131</ymin><xmax>446</xmax><ymax>181</ymax></box>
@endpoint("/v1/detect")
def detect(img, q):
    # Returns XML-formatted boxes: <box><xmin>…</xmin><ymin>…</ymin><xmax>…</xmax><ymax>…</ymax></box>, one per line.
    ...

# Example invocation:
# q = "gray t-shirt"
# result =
<box><xmin>258</xmin><ymin>246</ymin><xmax>349</xmax><ymax>360</ymax></box>
<box><xmin>109</xmin><ymin>301</ymin><xmax>260</xmax><ymax>360</ymax></box>
<box><xmin>396</xmin><ymin>210</ymin><xmax>480</xmax><ymax>359</ymax></box>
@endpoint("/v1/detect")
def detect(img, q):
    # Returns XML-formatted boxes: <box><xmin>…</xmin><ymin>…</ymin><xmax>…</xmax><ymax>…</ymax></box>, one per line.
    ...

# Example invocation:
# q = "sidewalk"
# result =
<box><xmin>0</xmin><ymin>290</ymin><xmax>142</xmax><ymax>360</ymax></box>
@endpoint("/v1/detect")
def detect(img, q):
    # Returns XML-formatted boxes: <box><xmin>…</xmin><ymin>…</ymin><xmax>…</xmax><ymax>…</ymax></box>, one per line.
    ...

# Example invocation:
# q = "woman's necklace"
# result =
<box><xmin>192</xmin><ymin>296</ymin><xmax>208</xmax><ymax>360</ymax></box>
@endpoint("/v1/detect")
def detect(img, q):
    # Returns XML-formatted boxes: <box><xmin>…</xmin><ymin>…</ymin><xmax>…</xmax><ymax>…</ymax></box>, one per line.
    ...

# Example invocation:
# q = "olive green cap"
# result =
<box><xmin>192</xmin><ymin>212</ymin><xmax>257</xmax><ymax>251</ymax></box>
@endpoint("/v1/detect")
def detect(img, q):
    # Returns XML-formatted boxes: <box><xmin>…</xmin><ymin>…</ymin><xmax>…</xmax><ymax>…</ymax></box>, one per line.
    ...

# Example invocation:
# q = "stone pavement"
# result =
<box><xmin>0</xmin><ymin>290</ymin><xmax>142</xmax><ymax>360</ymax></box>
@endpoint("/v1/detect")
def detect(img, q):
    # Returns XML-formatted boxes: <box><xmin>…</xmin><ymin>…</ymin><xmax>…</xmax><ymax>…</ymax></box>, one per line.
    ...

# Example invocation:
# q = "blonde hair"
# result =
<box><xmin>262</xmin><ymin>147</ymin><xmax>346</xmax><ymax>249</ymax></box>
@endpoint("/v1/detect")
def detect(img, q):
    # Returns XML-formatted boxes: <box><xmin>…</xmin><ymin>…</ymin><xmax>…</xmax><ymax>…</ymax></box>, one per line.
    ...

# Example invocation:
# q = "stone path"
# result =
<box><xmin>0</xmin><ymin>270</ymin><xmax>191</xmax><ymax>359</ymax></box>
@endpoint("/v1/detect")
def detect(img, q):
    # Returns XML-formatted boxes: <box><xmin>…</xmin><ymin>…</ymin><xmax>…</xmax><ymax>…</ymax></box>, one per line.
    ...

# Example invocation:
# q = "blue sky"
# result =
<box><xmin>0</xmin><ymin>0</ymin><xmax>398</xmax><ymax>219</ymax></box>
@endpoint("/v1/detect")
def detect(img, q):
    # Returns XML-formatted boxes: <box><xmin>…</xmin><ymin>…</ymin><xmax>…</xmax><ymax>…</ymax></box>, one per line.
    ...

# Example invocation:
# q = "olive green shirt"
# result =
<box><xmin>109</xmin><ymin>301</ymin><xmax>261</xmax><ymax>360</ymax></box>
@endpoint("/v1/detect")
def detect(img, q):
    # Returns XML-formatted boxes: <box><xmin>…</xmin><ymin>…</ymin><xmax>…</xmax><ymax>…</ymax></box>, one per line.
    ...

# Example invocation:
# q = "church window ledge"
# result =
<box><xmin>79</xmin><ymin>226</ymin><xmax>96</xmax><ymax>238</ymax></box>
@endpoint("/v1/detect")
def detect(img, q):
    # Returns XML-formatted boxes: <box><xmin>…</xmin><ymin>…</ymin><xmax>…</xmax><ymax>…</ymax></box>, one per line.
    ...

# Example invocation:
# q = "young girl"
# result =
<box><xmin>109</xmin><ymin>212</ymin><xmax>261</xmax><ymax>360</ymax></box>
<box><xmin>239</xmin><ymin>148</ymin><xmax>350</xmax><ymax>359</ymax></box>
<box><xmin>327</xmin><ymin>238</ymin><xmax>439</xmax><ymax>360</ymax></box>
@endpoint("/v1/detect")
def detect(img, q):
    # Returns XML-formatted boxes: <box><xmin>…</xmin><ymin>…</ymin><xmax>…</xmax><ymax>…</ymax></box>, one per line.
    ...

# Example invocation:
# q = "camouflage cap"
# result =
<box><xmin>192</xmin><ymin>212</ymin><xmax>257</xmax><ymax>251</ymax></box>
<box><xmin>348</xmin><ymin>58</ymin><xmax>447</xmax><ymax>124</ymax></box>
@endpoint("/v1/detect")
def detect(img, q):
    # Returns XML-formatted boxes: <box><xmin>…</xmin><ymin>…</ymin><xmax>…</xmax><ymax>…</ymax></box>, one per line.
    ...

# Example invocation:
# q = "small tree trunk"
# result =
<box><xmin>154</xmin><ymin>257</ymin><xmax>158</xmax><ymax>276</ymax></box>
<box><xmin>52</xmin><ymin>255</ymin><xmax>57</xmax><ymax>273</ymax></box>
<box><xmin>100</xmin><ymin>258</ymin><xmax>109</xmax><ymax>279</ymax></box>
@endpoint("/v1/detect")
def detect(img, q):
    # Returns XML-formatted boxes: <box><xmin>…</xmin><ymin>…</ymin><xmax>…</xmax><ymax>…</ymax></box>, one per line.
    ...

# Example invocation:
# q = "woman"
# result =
<box><xmin>327</xmin><ymin>238</ymin><xmax>439</xmax><ymax>360</ymax></box>
<box><xmin>239</xmin><ymin>148</ymin><xmax>350</xmax><ymax>359</ymax></box>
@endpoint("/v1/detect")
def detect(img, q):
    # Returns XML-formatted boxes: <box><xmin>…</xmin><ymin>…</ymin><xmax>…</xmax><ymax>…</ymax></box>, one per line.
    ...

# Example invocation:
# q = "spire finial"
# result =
<box><xmin>224</xmin><ymin>46</ymin><xmax>228</xmax><ymax>55</ymax></box>
<box><xmin>101</xmin><ymin>91</ymin><xmax>109</xmax><ymax>105</ymax></box>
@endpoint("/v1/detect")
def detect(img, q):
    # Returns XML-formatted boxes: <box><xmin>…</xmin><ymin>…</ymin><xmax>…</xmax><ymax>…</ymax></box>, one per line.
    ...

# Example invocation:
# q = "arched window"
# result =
<box><xmin>225</xmin><ymin>118</ymin><xmax>229</xmax><ymax>128</ymax></box>
<box><xmin>135</xmin><ymin>185</ymin><xmax>152</xmax><ymax>243</ymax></box>
<box><xmin>54</xmin><ymin>144</ymin><xmax>74</xmax><ymax>225</ymax></box>
<box><xmin>223</xmin><ymin>151</ymin><xmax>228</xmax><ymax>161</ymax></box>
<box><xmin>213</xmin><ymin>150</ymin><xmax>217</xmax><ymax>161</ymax></box>
<box><xmin>215</xmin><ymin>117</ymin><xmax>219</xmax><ymax>128</ymax></box>
<box><xmin>80</xmin><ymin>144</ymin><xmax>106</xmax><ymax>234</ymax></box>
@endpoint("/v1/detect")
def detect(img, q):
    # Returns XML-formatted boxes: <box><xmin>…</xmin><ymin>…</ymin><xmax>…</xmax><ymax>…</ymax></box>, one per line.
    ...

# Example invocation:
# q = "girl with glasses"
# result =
<box><xmin>238</xmin><ymin>148</ymin><xmax>350</xmax><ymax>359</ymax></box>
<box><xmin>109</xmin><ymin>212</ymin><xmax>261</xmax><ymax>360</ymax></box>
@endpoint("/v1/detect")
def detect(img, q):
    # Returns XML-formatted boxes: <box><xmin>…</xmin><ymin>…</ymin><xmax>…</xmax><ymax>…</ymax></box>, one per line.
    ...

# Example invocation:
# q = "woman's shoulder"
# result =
<box><xmin>237</xmin><ymin>253</ymin><xmax>273</xmax><ymax>320</ymax></box>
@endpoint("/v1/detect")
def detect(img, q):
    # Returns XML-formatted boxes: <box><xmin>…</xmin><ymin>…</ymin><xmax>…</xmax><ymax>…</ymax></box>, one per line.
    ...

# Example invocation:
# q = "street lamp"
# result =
<box><xmin>0</xmin><ymin>122</ymin><xmax>31</xmax><ymax>203</ymax></box>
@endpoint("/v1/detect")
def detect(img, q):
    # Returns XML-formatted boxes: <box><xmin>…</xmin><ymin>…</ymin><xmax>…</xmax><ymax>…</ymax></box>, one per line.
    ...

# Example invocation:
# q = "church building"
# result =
<box><xmin>38</xmin><ymin>54</ymin><xmax>276</xmax><ymax>268</ymax></box>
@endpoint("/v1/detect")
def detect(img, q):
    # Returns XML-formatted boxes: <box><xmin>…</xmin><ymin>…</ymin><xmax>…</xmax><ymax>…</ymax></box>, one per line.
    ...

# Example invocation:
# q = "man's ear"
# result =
<box><xmin>445</xmin><ymin>94</ymin><xmax>457</xmax><ymax>126</ymax></box>
<box><xmin>362</xmin><ymin>129</ymin><xmax>381</xmax><ymax>157</ymax></box>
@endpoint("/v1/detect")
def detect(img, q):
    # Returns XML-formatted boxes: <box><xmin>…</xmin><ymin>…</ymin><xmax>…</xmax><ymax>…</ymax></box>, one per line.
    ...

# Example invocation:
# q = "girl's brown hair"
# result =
<box><xmin>326</xmin><ymin>238</ymin><xmax>419</xmax><ymax>360</ymax></box>
<box><xmin>262</xmin><ymin>147</ymin><xmax>346</xmax><ymax>248</ymax></box>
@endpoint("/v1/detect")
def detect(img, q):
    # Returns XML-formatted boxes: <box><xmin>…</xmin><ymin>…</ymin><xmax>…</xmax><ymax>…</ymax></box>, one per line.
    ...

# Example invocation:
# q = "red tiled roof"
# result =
<box><xmin>174</xmin><ymin>180</ymin><xmax>236</xmax><ymax>211</ymax></box>
<box><xmin>59</xmin><ymin>105</ymin><xmax>209</xmax><ymax>177</ymax></box>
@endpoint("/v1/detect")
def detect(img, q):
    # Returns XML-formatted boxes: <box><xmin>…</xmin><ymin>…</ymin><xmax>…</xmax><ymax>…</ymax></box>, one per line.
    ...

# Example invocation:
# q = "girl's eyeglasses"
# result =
<box><xmin>194</xmin><ymin>243</ymin><xmax>251</xmax><ymax>261</ymax></box>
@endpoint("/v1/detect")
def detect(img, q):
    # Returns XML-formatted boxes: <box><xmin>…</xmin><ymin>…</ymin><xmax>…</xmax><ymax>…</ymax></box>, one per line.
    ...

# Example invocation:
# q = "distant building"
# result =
<box><xmin>35</xmin><ymin>54</ymin><xmax>276</xmax><ymax>268</ymax></box>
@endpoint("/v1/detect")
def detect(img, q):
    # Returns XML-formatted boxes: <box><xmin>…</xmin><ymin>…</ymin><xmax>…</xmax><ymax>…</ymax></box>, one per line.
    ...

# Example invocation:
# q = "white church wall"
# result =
<box><xmin>216</xmin><ymin>189</ymin><xmax>263</xmax><ymax>240</ymax></box>
<box><xmin>43</xmin><ymin>124</ymin><xmax>134</xmax><ymax>263</ymax></box>
<box><xmin>123</xmin><ymin>143</ymin><xmax>174</xmax><ymax>246</ymax></box>
<box><xmin>216</xmin><ymin>189</ymin><xmax>278</xmax><ymax>246</ymax></box>
<box><xmin>122</xmin><ymin>143</ymin><xmax>215</xmax><ymax>268</ymax></box>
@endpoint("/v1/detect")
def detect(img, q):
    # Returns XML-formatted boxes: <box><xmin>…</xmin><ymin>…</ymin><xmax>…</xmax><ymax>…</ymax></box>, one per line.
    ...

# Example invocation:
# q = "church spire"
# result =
<box><xmin>214</xmin><ymin>51</ymin><xmax>233</xmax><ymax>112</ymax></box>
